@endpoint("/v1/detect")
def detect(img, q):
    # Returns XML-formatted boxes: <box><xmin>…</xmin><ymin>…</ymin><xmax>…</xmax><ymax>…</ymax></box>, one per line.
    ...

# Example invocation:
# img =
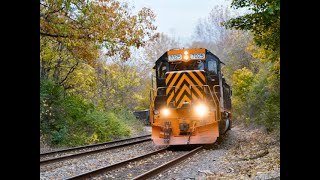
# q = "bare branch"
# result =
<box><xmin>59</xmin><ymin>61</ymin><xmax>79</xmax><ymax>85</ymax></box>
<box><xmin>40</xmin><ymin>32</ymin><xmax>69</xmax><ymax>38</ymax></box>
<box><xmin>40</xmin><ymin>2</ymin><xmax>49</xmax><ymax>8</ymax></box>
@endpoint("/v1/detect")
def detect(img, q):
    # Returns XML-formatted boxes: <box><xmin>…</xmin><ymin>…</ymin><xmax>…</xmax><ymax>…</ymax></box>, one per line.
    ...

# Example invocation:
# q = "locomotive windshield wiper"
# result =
<box><xmin>172</xmin><ymin>62</ymin><xmax>181</xmax><ymax>71</ymax></box>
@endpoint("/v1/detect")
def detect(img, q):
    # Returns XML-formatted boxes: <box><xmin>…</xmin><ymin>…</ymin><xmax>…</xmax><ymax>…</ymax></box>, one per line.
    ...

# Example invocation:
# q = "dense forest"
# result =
<box><xmin>40</xmin><ymin>0</ymin><xmax>279</xmax><ymax>147</ymax></box>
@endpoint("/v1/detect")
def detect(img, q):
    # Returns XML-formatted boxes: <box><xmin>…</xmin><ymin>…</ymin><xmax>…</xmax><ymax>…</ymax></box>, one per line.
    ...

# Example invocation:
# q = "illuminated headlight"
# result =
<box><xmin>195</xmin><ymin>104</ymin><xmax>208</xmax><ymax>116</ymax></box>
<box><xmin>161</xmin><ymin>108</ymin><xmax>170</xmax><ymax>116</ymax></box>
<box><xmin>183</xmin><ymin>55</ymin><xmax>189</xmax><ymax>60</ymax></box>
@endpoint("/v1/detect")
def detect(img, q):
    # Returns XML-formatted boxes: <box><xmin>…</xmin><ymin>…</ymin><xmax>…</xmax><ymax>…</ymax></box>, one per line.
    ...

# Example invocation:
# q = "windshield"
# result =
<box><xmin>206</xmin><ymin>54</ymin><xmax>218</xmax><ymax>75</ymax></box>
<box><xmin>169</xmin><ymin>60</ymin><xmax>204</xmax><ymax>71</ymax></box>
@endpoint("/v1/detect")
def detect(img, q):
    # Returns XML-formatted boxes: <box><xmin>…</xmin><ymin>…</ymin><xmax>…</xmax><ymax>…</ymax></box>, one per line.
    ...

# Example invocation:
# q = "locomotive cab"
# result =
<box><xmin>150</xmin><ymin>48</ymin><xmax>232</xmax><ymax>145</ymax></box>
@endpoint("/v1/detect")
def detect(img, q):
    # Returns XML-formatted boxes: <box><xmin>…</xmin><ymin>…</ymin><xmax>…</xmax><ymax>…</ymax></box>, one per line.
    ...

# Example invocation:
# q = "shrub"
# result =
<box><xmin>231</xmin><ymin>62</ymin><xmax>279</xmax><ymax>132</ymax></box>
<box><xmin>40</xmin><ymin>79</ymin><xmax>142</xmax><ymax>146</ymax></box>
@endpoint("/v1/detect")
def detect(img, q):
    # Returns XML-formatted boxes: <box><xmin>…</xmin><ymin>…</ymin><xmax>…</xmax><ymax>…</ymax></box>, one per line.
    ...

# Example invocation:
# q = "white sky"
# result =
<box><xmin>131</xmin><ymin>0</ymin><xmax>232</xmax><ymax>42</ymax></box>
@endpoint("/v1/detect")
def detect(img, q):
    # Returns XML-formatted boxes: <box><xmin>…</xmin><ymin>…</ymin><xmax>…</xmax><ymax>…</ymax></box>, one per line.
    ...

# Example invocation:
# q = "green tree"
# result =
<box><xmin>40</xmin><ymin>0</ymin><xmax>157</xmax><ymax>146</ymax></box>
<box><xmin>222</xmin><ymin>0</ymin><xmax>280</xmax><ymax>131</ymax></box>
<box><xmin>130</xmin><ymin>33</ymin><xmax>181</xmax><ymax>110</ymax></box>
<box><xmin>40</xmin><ymin>0</ymin><xmax>157</xmax><ymax>60</ymax></box>
<box><xmin>94</xmin><ymin>59</ymin><xmax>143</xmax><ymax>111</ymax></box>
<box><xmin>191</xmin><ymin>5</ymin><xmax>261</xmax><ymax>90</ymax></box>
<box><xmin>224</xmin><ymin>0</ymin><xmax>280</xmax><ymax>58</ymax></box>
<box><xmin>40</xmin><ymin>0</ymin><xmax>158</xmax><ymax>92</ymax></box>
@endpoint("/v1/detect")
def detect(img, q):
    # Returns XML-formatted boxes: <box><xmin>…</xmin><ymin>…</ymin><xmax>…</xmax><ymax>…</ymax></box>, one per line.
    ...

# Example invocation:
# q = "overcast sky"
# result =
<box><xmin>131</xmin><ymin>0</ymin><xmax>232</xmax><ymax>42</ymax></box>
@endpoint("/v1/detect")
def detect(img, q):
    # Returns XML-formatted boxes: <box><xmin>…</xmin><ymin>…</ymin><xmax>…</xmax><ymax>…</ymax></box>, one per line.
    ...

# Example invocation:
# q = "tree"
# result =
<box><xmin>40</xmin><ymin>0</ymin><xmax>157</xmax><ymax>60</ymax></box>
<box><xmin>223</xmin><ymin>0</ymin><xmax>280</xmax><ymax>61</ymax></box>
<box><xmin>40</xmin><ymin>0</ymin><xmax>158</xmax><ymax>146</ymax></box>
<box><xmin>193</xmin><ymin>5</ymin><xmax>232</xmax><ymax>47</ymax></box>
<box><xmin>139</xmin><ymin>33</ymin><xmax>181</xmax><ymax>107</ymax></box>
<box><xmin>223</xmin><ymin>0</ymin><xmax>280</xmax><ymax>130</ymax></box>
<box><xmin>144</xmin><ymin>33</ymin><xmax>181</xmax><ymax>66</ymax></box>
<box><xmin>40</xmin><ymin>0</ymin><xmax>158</xmax><ymax>92</ymax></box>
<box><xmin>94</xmin><ymin>58</ymin><xmax>142</xmax><ymax>111</ymax></box>
<box><xmin>190</xmin><ymin>5</ymin><xmax>257</xmax><ymax>83</ymax></box>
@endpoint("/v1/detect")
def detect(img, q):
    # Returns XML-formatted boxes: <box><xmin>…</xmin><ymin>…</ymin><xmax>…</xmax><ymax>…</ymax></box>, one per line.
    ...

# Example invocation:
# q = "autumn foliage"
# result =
<box><xmin>40</xmin><ymin>0</ymin><xmax>157</xmax><ymax>146</ymax></box>
<box><xmin>192</xmin><ymin>1</ymin><xmax>279</xmax><ymax>131</ymax></box>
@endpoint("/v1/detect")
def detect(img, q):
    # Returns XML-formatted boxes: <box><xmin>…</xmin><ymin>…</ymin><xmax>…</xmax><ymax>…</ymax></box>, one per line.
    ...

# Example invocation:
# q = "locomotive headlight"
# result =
<box><xmin>184</xmin><ymin>55</ymin><xmax>189</xmax><ymax>60</ymax></box>
<box><xmin>161</xmin><ymin>108</ymin><xmax>170</xmax><ymax>116</ymax></box>
<box><xmin>195</xmin><ymin>104</ymin><xmax>208</xmax><ymax>116</ymax></box>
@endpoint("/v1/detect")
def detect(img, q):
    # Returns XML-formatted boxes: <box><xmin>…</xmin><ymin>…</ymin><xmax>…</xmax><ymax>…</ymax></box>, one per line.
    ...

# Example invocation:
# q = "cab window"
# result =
<box><xmin>197</xmin><ymin>61</ymin><xmax>204</xmax><ymax>70</ymax></box>
<box><xmin>207</xmin><ymin>59</ymin><xmax>217</xmax><ymax>75</ymax></box>
<box><xmin>159</xmin><ymin>63</ymin><xmax>167</xmax><ymax>79</ymax></box>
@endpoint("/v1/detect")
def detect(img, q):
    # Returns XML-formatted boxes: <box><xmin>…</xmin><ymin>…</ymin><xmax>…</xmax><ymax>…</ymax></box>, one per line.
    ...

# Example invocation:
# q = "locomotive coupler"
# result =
<box><xmin>163</xmin><ymin>121</ymin><xmax>171</xmax><ymax>144</ymax></box>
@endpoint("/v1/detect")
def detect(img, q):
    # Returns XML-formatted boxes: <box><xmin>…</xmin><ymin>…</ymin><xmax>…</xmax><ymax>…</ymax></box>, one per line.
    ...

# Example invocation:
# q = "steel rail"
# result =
<box><xmin>40</xmin><ymin>134</ymin><xmax>151</xmax><ymax>156</ymax></box>
<box><xmin>66</xmin><ymin>148</ymin><xmax>168</xmax><ymax>180</ymax></box>
<box><xmin>40</xmin><ymin>138</ymin><xmax>151</xmax><ymax>166</ymax></box>
<box><xmin>133</xmin><ymin>146</ymin><xmax>203</xmax><ymax>180</ymax></box>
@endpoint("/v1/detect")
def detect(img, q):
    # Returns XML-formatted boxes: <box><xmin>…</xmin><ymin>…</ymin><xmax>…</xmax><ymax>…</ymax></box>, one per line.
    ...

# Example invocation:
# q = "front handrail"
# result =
<box><xmin>213</xmin><ymin>85</ymin><xmax>221</xmax><ymax>121</ymax></box>
<box><xmin>150</xmin><ymin>86</ymin><xmax>176</xmax><ymax>110</ymax></box>
<box><xmin>190</xmin><ymin>84</ymin><xmax>220</xmax><ymax>121</ymax></box>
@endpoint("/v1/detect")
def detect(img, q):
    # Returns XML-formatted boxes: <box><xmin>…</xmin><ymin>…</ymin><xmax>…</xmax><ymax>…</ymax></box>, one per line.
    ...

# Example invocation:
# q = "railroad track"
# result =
<box><xmin>66</xmin><ymin>146</ymin><xmax>203</xmax><ymax>180</ymax></box>
<box><xmin>40</xmin><ymin>135</ymin><xmax>151</xmax><ymax>166</ymax></box>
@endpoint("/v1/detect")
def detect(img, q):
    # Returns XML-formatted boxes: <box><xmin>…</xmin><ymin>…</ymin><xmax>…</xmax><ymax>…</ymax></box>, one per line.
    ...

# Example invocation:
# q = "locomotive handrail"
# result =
<box><xmin>150</xmin><ymin>86</ymin><xmax>175</xmax><ymax>110</ymax></box>
<box><xmin>150</xmin><ymin>88</ymin><xmax>157</xmax><ymax>109</ymax></box>
<box><xmin>189</xmin><ymin>85</ymin><xmax>209</xmax><ymax>102</ymax></box>
<box><xmin>163</xmin><ymin>86</ymin><xmax>177</xmax><ymax>106</ymax></box>
<box><xmin>190</xmin><ymin>84</ymin><xmax>219</xmax><ymax>121</ymax></box>
<box><xmin>213</xmin><ymin>85</ymin><xmax>222</xmax><ymax>121</ymax></box>
<box><xmin>150</xmin><ymin>87</ymin><xmax>159</xmax><ymax>121</ymax></box>
<box><xmin>191</xmin><ymin>85</ymin><xmax>215</xmax><ymax>103</ymax></box>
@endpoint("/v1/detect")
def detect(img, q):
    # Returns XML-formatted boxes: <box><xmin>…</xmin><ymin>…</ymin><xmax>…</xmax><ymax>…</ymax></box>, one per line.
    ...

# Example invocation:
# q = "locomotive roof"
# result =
<box><xmin>152</xmin><ymin>48</ymin><xmax>225</xmax><ymax>69</ymax></box>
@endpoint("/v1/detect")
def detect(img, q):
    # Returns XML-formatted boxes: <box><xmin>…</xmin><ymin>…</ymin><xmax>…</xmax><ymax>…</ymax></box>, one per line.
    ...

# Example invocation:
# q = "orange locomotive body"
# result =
<box><xmin>149</xmin><ymin>48</ymin><xmax>232</xmax><ymax>146</ymax></box>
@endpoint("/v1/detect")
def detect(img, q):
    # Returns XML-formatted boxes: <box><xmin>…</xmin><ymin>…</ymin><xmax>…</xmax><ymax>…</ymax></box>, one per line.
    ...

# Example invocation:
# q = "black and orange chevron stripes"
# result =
<box><xmin>165</xmin><ymin>70</ymin><xmax>206</xmax><ymax>108</ymax></box>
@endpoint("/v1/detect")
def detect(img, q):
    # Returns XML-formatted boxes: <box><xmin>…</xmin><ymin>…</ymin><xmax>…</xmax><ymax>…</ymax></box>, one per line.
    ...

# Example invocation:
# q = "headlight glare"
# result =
<box><xmin>195</xmin><ymin>104</ymin><xmax>207</xmax><ymax>116</ymax></box>
<box><xmin>162</xmin><ymin>108</ymin><xmax>170</xmax><ymax>116</ymax></box>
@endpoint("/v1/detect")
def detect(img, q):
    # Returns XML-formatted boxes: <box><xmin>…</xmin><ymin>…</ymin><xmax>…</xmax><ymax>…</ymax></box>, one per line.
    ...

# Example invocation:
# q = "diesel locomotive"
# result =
<box><xmin>149</xmin><ymin>48</ymin><xmax>232</xmax><ymax>145</ymax></box>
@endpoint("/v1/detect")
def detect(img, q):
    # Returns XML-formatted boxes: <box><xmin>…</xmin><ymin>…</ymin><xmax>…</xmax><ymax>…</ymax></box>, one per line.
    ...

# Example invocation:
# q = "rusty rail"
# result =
<box><xmin>40</xmin><ymin>134</ymin><xmax>150</xmax><ymax>157</ymax></box>
<box><xmin>66</xmin><ymin>148</ymin><xmax>168</xmax><ymax>180</ymax></box>
<box><xmin>40</xmin><ymin>137</ymin><xmax>151</xmax><ymax>166</ymax></box>
<box><xmin>133</xmin><ymin>146</ymin><xmax>203</xmax><ymax>180</ymax></box>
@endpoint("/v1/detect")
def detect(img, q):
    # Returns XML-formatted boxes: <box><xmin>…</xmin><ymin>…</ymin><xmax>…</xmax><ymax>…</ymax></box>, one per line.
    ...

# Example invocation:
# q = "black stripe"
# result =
<box><xmin>166</xmin><ymin>71</ymin><xmax>206</xmax><ymax>107</ymax></box>
<box><xmin>165</xmin><ymin>72</ymin><xmax>174</xmax><ymax>85</ymax></box>
<box><xmin>167</xmin><ymin>76</ymin><xmax>187</xmax><ymax>105</ymax></box>
<box><xmin>182</xmin><ymin>72</ymin><xmax>204</xmax><ymax>99</ymax></box>
<box><xmin>171</xmin><ymin>80</ymin><xmax>191</xmax><ymax>101</ymax></box>
<box><xmin>184</xmin><ymin>72</ymin><xmax>202</xmax><ymax>86</ymax></box>
<box><xmin>192</xmin><ymin>71</ymin><xmax>206</xmax><ymax>85</ymax></box>
<box><xmin>190</xmin><ymin>87</ymin><xmax>202</xmax><ymax>100</ymax></box>
<box><xmin>166</xmin><ymin>72</ymin><xmax>183</xmax><ymax>87</ymax></box>
<box><xmin>166</xmin><ymin>87</ymin><xmax>175</xmax><ymax>102</ymax></box>
<box><xmin>171</xmin><ymin>74</ymin><xmax>202</xmax><ymax>101</ymax></box>
<box><xmin>176</xmin><ymin>91</ymin><xmax>192</xmax><ymax>106</ymax></box>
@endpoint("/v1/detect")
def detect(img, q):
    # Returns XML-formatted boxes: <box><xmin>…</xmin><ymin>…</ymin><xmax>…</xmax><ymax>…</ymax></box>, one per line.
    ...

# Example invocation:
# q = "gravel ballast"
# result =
<box><xmin>40</xmin><ymin>125</ymin><xmax>280</xmax><ymax>180</ymax></box>
<box><xmin>151</xmin><ymin>124</ymin><xmax>280</xmax><ymax>180</ymax></box>
<box><xmin>40</xmin><ymin>141</ymin><xmax>166</xmax><ymax>179</ymax></box>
